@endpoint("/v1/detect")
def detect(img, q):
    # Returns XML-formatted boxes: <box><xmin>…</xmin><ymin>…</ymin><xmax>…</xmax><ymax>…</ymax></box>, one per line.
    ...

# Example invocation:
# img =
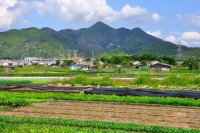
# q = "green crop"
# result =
<box><xmin>0</xmin><ymin>92</ymin><xmax>199</xmax><ymax>107</ymax></box>
<box><xmin>0</xmin><ymin>96</ymin><xmax>46</xmax><ymax>107</ymax></box>
<box><xmin>0</xmin><ymin>116</ymin><xmax>199</xmax><ymax>133</ymax></box>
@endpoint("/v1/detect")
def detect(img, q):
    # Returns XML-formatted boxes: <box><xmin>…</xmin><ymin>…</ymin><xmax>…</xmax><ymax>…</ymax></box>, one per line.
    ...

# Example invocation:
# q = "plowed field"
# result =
<box><xmin>1</xmin><ymin>100</ymin><xmax>200</xmax><ymax>129</ymax></box>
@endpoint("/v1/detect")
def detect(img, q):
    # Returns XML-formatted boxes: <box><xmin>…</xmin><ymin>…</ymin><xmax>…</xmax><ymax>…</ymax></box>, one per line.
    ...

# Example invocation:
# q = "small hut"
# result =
<box><xmin>150</xmin><ymin>62</ymin><xmax>172</xmax><ymax>72</ymax></box>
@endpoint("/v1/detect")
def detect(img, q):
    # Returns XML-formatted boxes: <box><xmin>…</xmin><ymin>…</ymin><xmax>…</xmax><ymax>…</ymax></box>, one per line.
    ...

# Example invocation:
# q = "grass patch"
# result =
<box><xmin>0</xmin><ymin>80</ymin><xmax>32</xmax><ymax>86</ymax></box>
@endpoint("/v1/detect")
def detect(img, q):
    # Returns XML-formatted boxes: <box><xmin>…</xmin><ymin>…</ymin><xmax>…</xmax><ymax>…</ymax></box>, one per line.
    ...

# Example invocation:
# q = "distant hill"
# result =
<box><xmin>0</xmin><ymin>21</ymin><xmax>199</xmax><ymax>59</ymax></box>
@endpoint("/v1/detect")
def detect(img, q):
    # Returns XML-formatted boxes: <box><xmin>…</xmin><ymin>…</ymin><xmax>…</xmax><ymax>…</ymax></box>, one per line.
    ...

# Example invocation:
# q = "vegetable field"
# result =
<box><xmin>0</xmin><ymin>92</ymin><xmax>200</xmax><ymax>107</ymax></box>
<box><xmin>0</xmin><ymin>92</ymin><xmax>199</xmax><ymax>132</ymax></box>
<box><xmin>0</xmin><ymin>116</ymin><xmax>199</xmax><ymax>133</ymax></box>
<box><xmin>0</xmin><ymin>100</ymin><xmax>200</xmax><ymax>132</ymax></box>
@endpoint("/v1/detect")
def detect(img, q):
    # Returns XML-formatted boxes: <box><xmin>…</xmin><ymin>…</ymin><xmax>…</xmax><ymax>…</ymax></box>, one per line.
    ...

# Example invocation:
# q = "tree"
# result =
<box><xmin>183</xmin><ymin>57</ymin><xmax>199</xmax><ymax>70</ymax></box>
<box><xmin>85</xmin><ymin>58</ymin><xmax>91</xmax><ymax>62</ymax></box>
<box><xmin>115</xmin><ymin>66</ymin><xmax>125</xmax><ymax>78</ymax></box>
<box><xmin>0</xmin><ymin>66</ymin><xmax>4</xmax><ymax>72</ymax></box>
<box><xmin>93</xmin><ymin>59</ymin><xmax>101</xmax><ymax>69</ymax></box>
<box><xmin>160</xmin><ymin>56</ymin><xmax>176</xmax><ymax>65</ymax></box>
<box><xmin>141</xmin><ymin>60</ymin><xmax>147</xmax><ymax>66</ymax></box>
<box><xmin>140</xmin><ymin>54</ymin><xmax>157</xmax><ymax>61</ymax></box>
<box><xmin>56</xmin><ymin>60</ymin><xmax>60</xmax><ymax>66</ymax></box>
<box><xmin>64</xmin><ymin>60</ymin><xmax>75</xmax><ymax>66</ymax></box>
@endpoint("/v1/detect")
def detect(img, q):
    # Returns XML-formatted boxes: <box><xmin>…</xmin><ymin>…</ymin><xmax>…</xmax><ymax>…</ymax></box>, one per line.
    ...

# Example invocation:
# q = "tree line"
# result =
<box><xmin>94</xmin><ymin>53</ymin><xmax>199</xmax><ymax>70</ymax></box>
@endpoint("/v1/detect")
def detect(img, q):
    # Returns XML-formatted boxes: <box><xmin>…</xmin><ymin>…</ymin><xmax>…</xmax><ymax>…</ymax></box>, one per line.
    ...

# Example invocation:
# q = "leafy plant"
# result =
<box><xmin>0</xmin><ymin>116</ymin><xmax>199</xmax><ymax>133</ymax></box>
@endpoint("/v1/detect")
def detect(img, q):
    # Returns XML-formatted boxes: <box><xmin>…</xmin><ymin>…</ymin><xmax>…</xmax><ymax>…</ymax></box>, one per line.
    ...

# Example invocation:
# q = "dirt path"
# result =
<box><xmin>0</xmin><ymin>100</ymin><xmax>200</xmax><ymax>129</ymax></box>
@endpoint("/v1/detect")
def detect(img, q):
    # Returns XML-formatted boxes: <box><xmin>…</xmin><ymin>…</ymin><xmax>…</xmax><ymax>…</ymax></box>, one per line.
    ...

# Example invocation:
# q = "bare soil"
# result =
<box><xmin>0</xmin><ymin>100</ymin><xmax>200</xmax><ymax>129</ymax></box>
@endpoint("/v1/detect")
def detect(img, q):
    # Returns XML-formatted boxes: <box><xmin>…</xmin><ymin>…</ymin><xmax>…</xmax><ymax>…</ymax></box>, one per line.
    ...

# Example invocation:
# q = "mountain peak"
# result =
<box><xmin>41</xmin><ymin>27</ymin><xmax>55</xmax><ymax>32</ymax></box>
<box><xmin>90</xmin><ymin>21</ymin><xmax>112</xmax><ymax>30</ymax></box>
<box><xmin>132</xmin><ymin>27</ymin><xmax>145</xmax><ymax>33</ymax></box>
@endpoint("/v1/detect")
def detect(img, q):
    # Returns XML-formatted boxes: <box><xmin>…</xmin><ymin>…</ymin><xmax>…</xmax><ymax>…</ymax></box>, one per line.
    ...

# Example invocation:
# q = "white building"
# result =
<box><xmin>24</xmin><ymin>57</ymin><xmax>56</xmax><ymax>66</ymax></box>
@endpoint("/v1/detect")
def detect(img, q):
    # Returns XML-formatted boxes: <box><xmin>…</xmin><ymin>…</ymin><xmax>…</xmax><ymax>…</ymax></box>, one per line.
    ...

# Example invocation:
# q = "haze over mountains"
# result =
<box><xmin>0</xmin><ymin>21</ymin><xmax>199</xmax><ymax>59</ymax></box>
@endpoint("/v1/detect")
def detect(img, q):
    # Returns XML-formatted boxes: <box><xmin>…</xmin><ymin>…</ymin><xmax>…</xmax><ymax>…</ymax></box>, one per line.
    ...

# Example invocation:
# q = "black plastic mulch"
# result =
<box><xmin>84</xmin><ymin>88</ymin><xmax>200</xmax><ymax>99</ymax></box>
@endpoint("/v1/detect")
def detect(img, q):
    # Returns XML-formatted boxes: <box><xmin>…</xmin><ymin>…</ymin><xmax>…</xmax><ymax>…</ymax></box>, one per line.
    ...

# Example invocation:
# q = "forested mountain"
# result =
<box><xmin>0</xmin><ymin>21</ymin><xmax>199</xmax><ymax>59</ymax></box>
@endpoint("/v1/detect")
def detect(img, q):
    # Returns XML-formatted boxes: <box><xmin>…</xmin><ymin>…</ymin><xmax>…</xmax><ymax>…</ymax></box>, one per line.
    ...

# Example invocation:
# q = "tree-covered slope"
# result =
<box><xmin>0</xmin><ymin>21</ymin><xmax>199</xmax><ymax>59</ymax></box>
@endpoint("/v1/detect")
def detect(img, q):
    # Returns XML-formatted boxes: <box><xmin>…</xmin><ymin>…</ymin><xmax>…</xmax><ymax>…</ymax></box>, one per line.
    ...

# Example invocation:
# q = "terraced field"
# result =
<box><xmin>1</xmin><ymin>100</ymin><xmax>200</xmax><ymax>129</ymax></box>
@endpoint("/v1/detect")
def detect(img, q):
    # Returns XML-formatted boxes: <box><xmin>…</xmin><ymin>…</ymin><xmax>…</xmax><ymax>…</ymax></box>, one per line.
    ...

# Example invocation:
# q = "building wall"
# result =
<box><xmin>150</xmin><ymin>64</ymin><xmax>171</xmax><ymax>72</ymax></box>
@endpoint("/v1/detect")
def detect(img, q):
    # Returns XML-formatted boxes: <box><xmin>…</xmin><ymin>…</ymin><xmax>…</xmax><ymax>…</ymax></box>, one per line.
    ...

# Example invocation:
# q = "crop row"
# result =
<box><xmin>0</xmin><ymin>96</ymin><xmax>46</xmax><ymax>106</ymax></box>
<box><xmin>0</xmin><ymin>116</ymin><xmax>199</xmax><ymax>133</ymax></box>
<box><xmin>0</xmin><ymin>92</ymin><xmax>199</xmax><ymax>107</ymax></box>
<box><xmin>0</xmin><ymin>123</ymin><xmax>120</xmax><ymax>133</ymax></box>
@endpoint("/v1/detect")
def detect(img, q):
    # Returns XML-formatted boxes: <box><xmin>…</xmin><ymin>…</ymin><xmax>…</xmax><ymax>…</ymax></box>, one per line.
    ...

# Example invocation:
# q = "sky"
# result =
<box><xmin>0</xmin><ymin>0</ymin><xmax>200</xmax><ymax>47</ymax></box>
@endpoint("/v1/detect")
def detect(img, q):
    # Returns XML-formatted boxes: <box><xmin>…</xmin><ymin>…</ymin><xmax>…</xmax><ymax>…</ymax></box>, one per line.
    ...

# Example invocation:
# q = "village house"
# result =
<box><xmin>131</xmin><ymin>61</ymin><xmax>143</xmax><ymax>69</ymax></box>
<box><xmin>150</xmin><ymin>62</ymin><xmax>172</xmax><ymax>72</ymax></box>
<box><xmin>24</xmin><ymin>57</ymin><xmax>57</xmax><ymax>66</ymax></box>
<box><xmin>70</xmin><ymin>57</ymin><xmax>84</xmax><ymax>63</ymax></box>
<box><xmin>147</xmin><ymin>61</ymin><xmax>160</xmax><ymax>66</ymax></box>
<box><xmin>0</xmin><ymin>60</ymin><xmax>16</xmax><ymax>70</ymax></box>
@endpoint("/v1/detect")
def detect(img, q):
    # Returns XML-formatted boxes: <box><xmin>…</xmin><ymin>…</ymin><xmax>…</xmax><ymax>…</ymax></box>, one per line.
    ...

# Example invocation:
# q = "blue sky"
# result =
<box><xmin>0</xmin><ymin>0</ymin><xmax>200</xmax><ymax>47</ymax></box>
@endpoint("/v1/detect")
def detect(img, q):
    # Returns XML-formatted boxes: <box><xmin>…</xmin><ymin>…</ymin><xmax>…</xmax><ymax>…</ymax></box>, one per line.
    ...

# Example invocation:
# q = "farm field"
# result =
<box><xmin>0</xmin><ymin>66</ymin><xmax>200</xmax><ymax>90</ymax></box>
<box><xmin>0</xmin><ymin>91</ymin><xmax>200</xmax><ymax>132</ymax></box>
<box><xmin>1</xmin><ymin>100</ymin><xmax>200</xmax><ymax>129</ymax></box>
<box><xmin>0</xmin><ymin>66</ymin><xmax>199</xmax><ymax>132</ymax></box>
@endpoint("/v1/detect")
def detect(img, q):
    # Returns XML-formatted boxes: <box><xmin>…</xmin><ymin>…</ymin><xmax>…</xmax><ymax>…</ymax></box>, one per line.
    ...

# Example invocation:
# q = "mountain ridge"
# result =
<box><xmin>0</xmin><ymin>21</ymin><xmax>199</xmax><ymax>59</ymax></box>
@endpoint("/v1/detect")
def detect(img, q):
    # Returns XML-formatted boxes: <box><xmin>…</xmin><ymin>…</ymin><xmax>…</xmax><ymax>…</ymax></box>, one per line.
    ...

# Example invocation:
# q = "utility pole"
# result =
<box><xmin>176</xmin><ymin>39</ymin><xmax>183</xmax><ymax>62</ymax></box>
<box><xmin>91</xmin><ymin>51</ymin><xmax>94</xmax><ymax>64</ymax></box>
<box><xmin>73</xmin><ymin>50</ymin><xmax>78</xmax><ymax>58</ymax></box>
<box><xmin>68</xmin><ymin>50</ymin><xmax>71</xmax><ymax>60</ymax></box>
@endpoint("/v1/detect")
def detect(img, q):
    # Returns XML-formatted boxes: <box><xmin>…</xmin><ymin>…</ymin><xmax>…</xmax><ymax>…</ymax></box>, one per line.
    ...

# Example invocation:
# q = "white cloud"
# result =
<box><xmin>121</xmin><ymin>4</ymin><xmax>147</xmax><ymax>17</ymax></box>
<box><xmin>177</xmin><ymin>14</ymin><xmax>200</xmax><ymax>27</ymax></box>
<box><xmin>165</xmin><ymin>35</ymin><xmax>188</xmax><ymax>46</ymax></box>
<box><xmin>145</xmin><ymin>30</ymin><xmax>199</xmax><ymax>47</ymax></box>
<box><xmin>181</xmin><ymin>31</ymin><xmax>200</xmax><ymax>41</ymax></box>
<box><xmin>0</xmin><ymin>0</ymin><xmax>28</xmax><ymax>29</ymax></box>
<box><xmin>152</xmin><ymin>13</ymin><xmax>161</xmax><ymax>22</ymax></box>
<box><xmin>0</xmin><ymin>0</ymin><xmax>161</xmax><ymax>29</ymax></box>
<box><xmin>165</xmin><ymin>35</ymin><xmax>178</xmax><ymax>44</ymax></box>
<box><xmin>164</xmin><ymin>33</ymin><xmax>200</xmax><ymax>47</ymax></box>
<box><xmin>33</xmin><ymin>0</ymin><xmax>161</xmax><ymax>24</ymax></box>
<box><xmin>180</xmin><ymin>31</ymin><xmax>200</xmax><ymax>47</ymax></box>
<box><xmin>146</xmin><ymin>30</ymin><xmax>162</xmax><ymax>38</ymax></box>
